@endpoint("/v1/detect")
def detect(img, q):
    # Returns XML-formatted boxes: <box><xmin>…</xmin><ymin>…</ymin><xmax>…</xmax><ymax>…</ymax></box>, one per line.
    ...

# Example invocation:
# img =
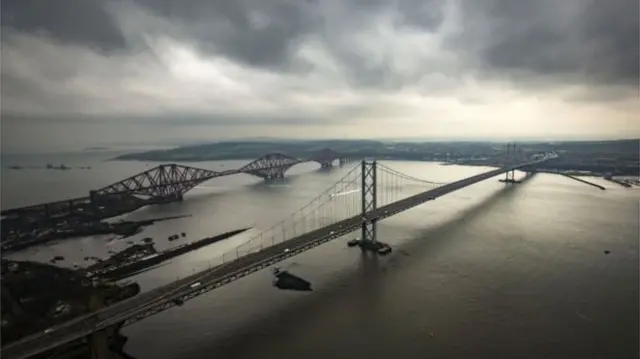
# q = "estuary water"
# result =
<box><xmin>2</xmin><ymin>151</ymin><xmax>638</xmax><ymax>359</ymax></box>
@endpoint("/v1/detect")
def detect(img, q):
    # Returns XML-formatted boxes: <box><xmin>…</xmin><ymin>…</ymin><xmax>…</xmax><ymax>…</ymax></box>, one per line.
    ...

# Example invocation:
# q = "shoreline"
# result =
<box><xmin>86</xmin><ymin>227</ymin><xmax>251</xmax><ymax>281</ymax></box>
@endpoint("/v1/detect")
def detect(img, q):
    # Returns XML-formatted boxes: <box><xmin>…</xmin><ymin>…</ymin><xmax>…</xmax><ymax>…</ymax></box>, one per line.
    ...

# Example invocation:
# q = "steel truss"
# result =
<box><xmin>239</xmin><ymin>153</ymin><xmax>301</xmax><ymax>180</ymax></box>
<box><xmin>96</xmin><ymin>164</ymin><xmax>220</xmax><ymax>198</ymax></box>
<box><xmin>360</xmin><ymin>160</ymin><xmax>378</xmax><ymax>243</ymax></box>
<box><xmin>92</xmin><ymin>150</ymin><xmax>353</xmax><ymax>201</ymax></box>
<box><xmin>310</xmin><ymin>148</ymin><xmax>341</xmax><ymax>168</ymax></box>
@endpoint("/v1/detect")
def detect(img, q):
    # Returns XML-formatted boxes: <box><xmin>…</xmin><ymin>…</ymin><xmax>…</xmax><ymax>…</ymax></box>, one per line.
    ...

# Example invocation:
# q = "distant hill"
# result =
<box><xmin>112</xmin><ymin>138</ymin><xmax>639</xmax><ymax>177</ymax></box>
<box><xmin>112</xmin><ymin>139</ymin><xmax>382</xmax><ymax>162</ymax></box>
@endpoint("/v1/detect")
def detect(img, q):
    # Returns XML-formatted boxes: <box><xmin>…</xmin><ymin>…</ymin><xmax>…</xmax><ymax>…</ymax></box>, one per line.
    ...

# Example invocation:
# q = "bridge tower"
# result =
<box><xmin>506</xmin><ymin>143</ymin><xmax>515</xmax><ymax>181</ymax></box>
<box><xmin>501</xmin><ymin>143</ymin><xmax>520</xmax><ymax>184</ymax></box>
<box><xmin>360</xmin><ymin>160</ymin><xmax>377</xmax><ymax>244</ymax></box>
<box><xmin>348</xmin><ymin>160</ymin><xmax>392</xmax><ymax>254</ymax></box>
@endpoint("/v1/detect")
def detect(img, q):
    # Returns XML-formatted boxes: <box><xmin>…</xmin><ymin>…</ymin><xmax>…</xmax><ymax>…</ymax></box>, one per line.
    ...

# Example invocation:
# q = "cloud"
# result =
<box><xmin>1</xmin><ymin>0</ymin><xmax>127</xmax><ymax>52</ymax></box>
<box><xmin>451</xmin><ymin>0</ymin><xmax>639</xmax><ymax>90</ymax></box>
<box><xmin>1</xmin><ymin>0</ymin><xmax>638</xmax><ymax>152</ymax></box>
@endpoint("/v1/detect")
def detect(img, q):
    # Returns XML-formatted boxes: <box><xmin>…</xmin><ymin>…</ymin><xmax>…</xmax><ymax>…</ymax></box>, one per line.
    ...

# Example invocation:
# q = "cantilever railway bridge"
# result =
<box><xmin>1</xmin><ymin>148</ymin><xmax>558</xmax><ymax>359</ymax></box>
<box><xmin>1</xmin><ymin>148</ymin><xmax>352</xmax><ymax>221</ymax></box>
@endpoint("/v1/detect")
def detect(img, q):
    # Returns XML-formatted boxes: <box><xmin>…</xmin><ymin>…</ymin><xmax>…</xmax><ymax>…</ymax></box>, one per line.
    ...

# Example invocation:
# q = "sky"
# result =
<box><xmin>1</xmin><ymin>0</ymin><xmax>639</xmax><ymax>153</ymax></box>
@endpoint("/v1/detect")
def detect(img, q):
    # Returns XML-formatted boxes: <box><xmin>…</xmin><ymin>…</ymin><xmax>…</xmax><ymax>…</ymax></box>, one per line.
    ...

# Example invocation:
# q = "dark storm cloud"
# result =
<box><xmin>141</xmin><ymin>0</ymin><xmax>323</xmax><ymax>70</ymax></box>
<box><xmin>2</xmin><ymin>0</ymin><xmax>637</xmax><ymax>88</ymax></box>
<box><xmin>0</xmin><ymin>0</ymin><xmax>456</xmax><ymax>102</ymax></box>
<box><xmin>454</xmin><ymin>0</ymin><xmax>639</xmax><ymax>88</ymax></box>
<box><xmin>312</xmin><ymin>0</ymin><xmax>451</xmax><ymax>90</ymax></box>
<box><xmin>0</xmin><ymin>0</ymin><xmax>448</xmax><ymax>76</ymax></box>
<box><xmin>128</xmin><ymin>0</ymin><xmax>448</xmax><ymax>76</ymax></box>
<box><xmin>1</xmin><ymin>0</ymin><xmax>638</xmax><ymax>126</ymax></box>
<box><xmin>580</xmin><ymin>0</ymin><xmax>639</xmax><ymax>86</ymax></box>
<box><xmin>1</xmin><ymin>0</ymin><xmax>126</xmax><ymax>52</ymax></box>
<box><xmin>393</xmin><ymin>0</ymin><xmax>447</xmax><ymax>31</ymax></box>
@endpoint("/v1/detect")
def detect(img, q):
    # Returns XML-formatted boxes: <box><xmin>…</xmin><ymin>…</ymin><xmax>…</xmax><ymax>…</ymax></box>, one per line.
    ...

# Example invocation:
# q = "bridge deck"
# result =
<box><xmin>1</xmin><ymin>158</ymin><xmax>551</xmax><ymax>359</ymax></box>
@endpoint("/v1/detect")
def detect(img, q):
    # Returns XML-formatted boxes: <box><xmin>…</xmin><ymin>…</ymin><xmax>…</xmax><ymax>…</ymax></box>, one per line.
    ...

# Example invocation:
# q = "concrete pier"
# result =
<box><xmin>38</xmin><ymin>322</ymin><xmax>132</xmax><ymax>359</ymax></box>
<box><xmin>347</xmin><ymin>239</ymin><xmax>392</xmax><ymax>255</ymax></box>
<box><xmin>604</xmin><ymin>177</ymin><xmax>632</xmax><ymax>188</ymax></box>
<box><xmin>89</xmin><ymin>323</ymin><xmax>131</xmax><ymax>359</ymax></box>
<box><xmin>85</xmin><ymin>294</ymin><xmax>132</xmax><ymax>359</ymax></box>
<box><xmin>499</xmin><ymin>178</ymin><xmax>522</xmax><ymax>184</ymax></box>
<box><xmin>561</xmin><ymin>174</ymin><xmax>606</xmax><ymax>190</ymax></box>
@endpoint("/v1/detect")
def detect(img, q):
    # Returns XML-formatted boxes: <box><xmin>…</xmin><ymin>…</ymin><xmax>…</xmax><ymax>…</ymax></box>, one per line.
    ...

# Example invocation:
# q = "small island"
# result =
<box><xmin>5</xmin><ymin>164</ymin><xmax>92</xmax><ymax>171</ymax></box>
<box><xmin>84</xmin><ymin>146</ymin><xmax>110</xmax><ymax>152</ymax></box>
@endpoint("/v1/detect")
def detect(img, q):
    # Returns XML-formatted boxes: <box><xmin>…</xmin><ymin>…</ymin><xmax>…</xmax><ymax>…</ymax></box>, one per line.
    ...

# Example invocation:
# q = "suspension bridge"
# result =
<box><xmin>1</xmin><ymin>150</ymin><xmax>557</xmax><ymax>359</ymax></box>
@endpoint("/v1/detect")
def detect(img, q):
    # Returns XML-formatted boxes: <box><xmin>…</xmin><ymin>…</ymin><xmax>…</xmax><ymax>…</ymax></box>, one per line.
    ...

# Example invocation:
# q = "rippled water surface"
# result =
<box><xmin>3</xmin><ymin>152</ymin><xmax>639</xmax><ymax>359</ymax></box>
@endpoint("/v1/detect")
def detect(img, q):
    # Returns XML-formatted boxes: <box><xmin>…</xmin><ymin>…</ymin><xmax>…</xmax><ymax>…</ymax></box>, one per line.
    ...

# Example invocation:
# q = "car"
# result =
<box><xmin>329</xmin><ymin>231</ymin><xmax>335</xmax><ymax>235</ymax></box>
<box><xmin>427</xmin><ymin>196</ymin><xmax>436</xmax><ymax>200</ymax></box>
<box><xmin>44</xmin><ymin>328</ymin><xmax>54</xmax><ymax>334</ymax></box>
<box><xmin>284</xmin><ymin>248</ymin><xmax>290</xmax><ymax>253</ymax></box>
<box><xmin>190</xmin><ymin>282</ymin><xmax>201</xmax><ymax>288</ymax></box>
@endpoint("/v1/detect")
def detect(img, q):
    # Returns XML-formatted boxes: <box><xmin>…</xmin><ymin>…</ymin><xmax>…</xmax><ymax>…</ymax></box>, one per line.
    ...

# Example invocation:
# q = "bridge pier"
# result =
<box><xmin>167</xmin><ymin>193</ymin><xmax>184</xmax><ymax>202</ymax></box>
<box><xmin>37</xmin><ymin>321</ymin><xmax>130</xmax><ymax>359</ymax></box>
<box><xmin>499</xmin><ymin>144</ymin><xmax>522</xmax><ymax>184</ymax></box>
<box><xmin>347</xmin><ymin>160</ymin><xmax>392</xmax><ymax>255</ymax></box>
<box><xmin>152</xmin><ymin>193</ymin><xmax>184</xmax><ymax>204</ymax></box>
<box><xmin>260</xmin><ymin>169</ymin><xmax>286</xmax><ymax>181</ymax></box>
<box><xmin>89</xmin><ymin>328</ymin><xmax>111</xmax><ymax>359</ymax></box>
<box><xmin>499</xmin><ymin>169</ymin><xmax>521</xmax><ymax>184</ymax></box>
<box><xmin>244</xmin><ymin>164</ymin><xmax>290</xmax><ymax>181</ymax></box>
<box><xmin>83</xmin><ymin>292</ymin><xmax>130</xmax><ymax>359</ymax></box>
<box><xmin>1</xmin><ymin>282</ymin><xmax>24</xmax><ymax>316</ymax></box>
<box><xmin>338</xmin><ymin>157</ymin><xmax>351</xmax><ymax>166</ymax></box>
<box><xmin>89</xmin><ymin>322</ymin><xmax>129</xmax><ymax>359</ymax></box>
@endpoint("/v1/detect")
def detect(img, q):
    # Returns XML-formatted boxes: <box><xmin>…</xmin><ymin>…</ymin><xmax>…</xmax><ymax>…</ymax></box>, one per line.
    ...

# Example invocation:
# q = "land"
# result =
<box><xmin>1</xmin><ymin>215</ymin><xmax>191</xmax><ymax>253</ymax></box>
<box><xmin>5</xmin><ymin>164</ymin><xmax>92</xmax><ymax>170</ymax></box>
<box><xmin>1</xmin><ymin>259</ymin><xmax>140</xmax><ymax>346</ymax></box>
<box><xmin>0</xmin><ymin>226</ymin><xmax>249</xmax><ymax>357</ymax></box>
<box><xmin>85</xmin><ymin>227</ymin><xmax>251</xmax><ymax>281</ymax></box>
<box><xmin>113</xmin><ymin>139</ymin><xmax>640</xmax><ymax>176</ymax></box>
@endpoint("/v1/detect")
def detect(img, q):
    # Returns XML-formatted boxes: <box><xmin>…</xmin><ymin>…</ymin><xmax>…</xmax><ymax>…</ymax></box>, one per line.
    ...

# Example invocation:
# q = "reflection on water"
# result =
<box><xmin>3</xmin><ymin>153</ymin><xmax>639</xmax><ymax>359</ymax></box>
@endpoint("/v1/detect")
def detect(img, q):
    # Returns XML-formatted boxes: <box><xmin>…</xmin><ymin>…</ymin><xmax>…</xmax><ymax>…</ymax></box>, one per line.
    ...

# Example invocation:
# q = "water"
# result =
<box><xmin>2</xmin><ymin>152</ymin><xmax>638</xmax><ymax>359</ymax></box>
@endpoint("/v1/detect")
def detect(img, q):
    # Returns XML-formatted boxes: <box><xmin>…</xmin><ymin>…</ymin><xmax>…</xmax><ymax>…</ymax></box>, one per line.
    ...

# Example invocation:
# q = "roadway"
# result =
<box><xmin>1</xmin><ymin>156</ymin><xmax>554</xmax><ymax>359</ymax></box>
